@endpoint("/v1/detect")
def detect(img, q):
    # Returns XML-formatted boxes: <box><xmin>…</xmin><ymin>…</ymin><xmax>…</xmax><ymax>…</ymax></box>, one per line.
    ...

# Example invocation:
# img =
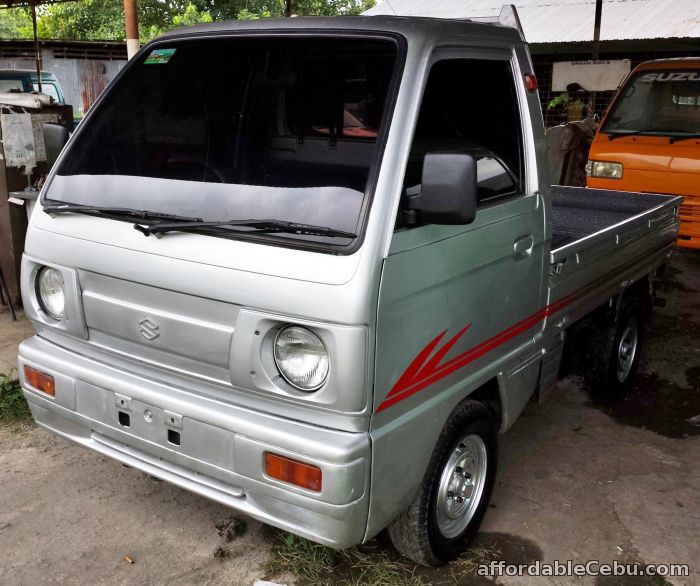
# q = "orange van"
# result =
<box><xmin>587</xmin><ymin>58</ymin><xmax>700</xmax><ymax>248</ymax></box>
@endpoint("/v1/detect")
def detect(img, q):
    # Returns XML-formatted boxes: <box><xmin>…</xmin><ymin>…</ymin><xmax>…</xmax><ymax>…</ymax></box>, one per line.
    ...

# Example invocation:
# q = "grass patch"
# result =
<box><xmin>448</xmin><ymin>544</ymin><xmax>501</xmax><ymax>581</ymax></box>
<box><xmin>263</xmin><ymin>532</ymin><xmax>339</xmax><ymax>585</ymax></box>
<box><xmin>262</xmin><ymin>532</ymin><xmax>425</xmax><ymax>586</ymax></box>
<box><xmin>0</xmin><ymin>369</ymin><xmax>30</xmax><ymax>422</ymax></box>
<box><xmin>340</xmin><ymin>547</ymin><xmax>424</xmax><ymax>586</ymax></box>
<box><xmin>262</xmin><ymin>531</ymin><xmax>506</xmax><ymax>585</ymax></box>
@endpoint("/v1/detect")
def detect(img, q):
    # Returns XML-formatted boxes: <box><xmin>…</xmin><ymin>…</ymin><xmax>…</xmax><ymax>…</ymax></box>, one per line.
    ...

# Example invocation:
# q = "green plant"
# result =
<box><xmin>548</xmin><ymin>92</ymin><xmax>569</xmax><ymax>109</ymax></box>
<box><xmin>547</xmin><ymin>92</ymin><xmax>584</xmax><ymax>111</ymax></box>
<box><xmin>0</xmin><ymin>369</ymin><xmax>30</xmax><ymax>422</ymax></box>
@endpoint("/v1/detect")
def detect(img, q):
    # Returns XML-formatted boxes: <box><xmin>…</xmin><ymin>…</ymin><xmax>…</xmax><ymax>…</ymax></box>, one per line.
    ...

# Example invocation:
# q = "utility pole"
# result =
<box><xmin>30</xmin><ymin>1</ymin><xmax>42</xmax><ymax>92</ymax></box>
<box><xmin>589</xmin><ymin>0</ymin><xmax>603</xmax><ymax>118</ymax></box>
<box><xmin>124</xmin><ymin>0</ymin><xmax>139</xmax><ymax>60</ymax></box>
<box><xmin>592</xmin><ymin>0</ymin><xmax>602</xmax><ymax>60</ymax></box>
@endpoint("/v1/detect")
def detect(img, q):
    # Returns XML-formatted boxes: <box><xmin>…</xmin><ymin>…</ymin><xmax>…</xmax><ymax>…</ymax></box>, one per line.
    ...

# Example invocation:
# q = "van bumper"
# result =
<box><xmin>18</xmin><ymin>335</ymin><xmax>370</xmax><ymax>549</ymax></box>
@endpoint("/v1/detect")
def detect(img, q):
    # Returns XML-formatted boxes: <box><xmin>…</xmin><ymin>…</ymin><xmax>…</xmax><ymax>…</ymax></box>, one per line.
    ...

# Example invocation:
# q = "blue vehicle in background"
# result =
<box><xmin>0</xmin><ymin>69</ymin><xmax>67</xmax><ymax>104</ymax></box>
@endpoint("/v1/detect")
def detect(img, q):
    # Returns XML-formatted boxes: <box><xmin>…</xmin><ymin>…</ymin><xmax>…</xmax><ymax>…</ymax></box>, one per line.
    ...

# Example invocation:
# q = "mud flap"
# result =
<box><xmin>538</xmin><ymin>331</ymin><xmax>566</xmax><ymax>404</ymax></box>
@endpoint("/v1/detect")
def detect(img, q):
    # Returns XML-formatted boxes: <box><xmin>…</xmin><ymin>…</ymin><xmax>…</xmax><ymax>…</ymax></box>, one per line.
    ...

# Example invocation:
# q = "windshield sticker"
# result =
<box><xmin>640</xmin><ymin>72</ymin><xmax>700</xmax><ymax>83</ymax></box>
<box><xmin>144</xmin><ymin>48</ymin><xmax>176</xmax><ymax>65</ymax></box>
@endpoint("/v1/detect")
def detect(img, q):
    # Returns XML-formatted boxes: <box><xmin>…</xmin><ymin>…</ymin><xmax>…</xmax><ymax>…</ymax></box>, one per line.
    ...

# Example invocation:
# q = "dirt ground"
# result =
<box><xmin>1</xmin><ymin>251</ymin><xmax>699</xmax><ymax>586</ymax></box>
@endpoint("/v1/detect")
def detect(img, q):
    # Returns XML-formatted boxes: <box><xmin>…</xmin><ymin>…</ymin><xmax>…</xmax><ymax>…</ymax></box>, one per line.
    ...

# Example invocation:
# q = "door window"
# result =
<box><xmin>401</xmin><ymin>58</ymin><xmax>524</xmax><ymax>227</ymax></box>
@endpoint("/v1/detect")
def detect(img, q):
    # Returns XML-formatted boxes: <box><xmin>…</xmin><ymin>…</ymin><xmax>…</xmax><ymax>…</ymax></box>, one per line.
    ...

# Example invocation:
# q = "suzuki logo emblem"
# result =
<box><xmin>139</xmin><ymin>318</ymin><xmax>160</xmax><ymax>341</ymax></box>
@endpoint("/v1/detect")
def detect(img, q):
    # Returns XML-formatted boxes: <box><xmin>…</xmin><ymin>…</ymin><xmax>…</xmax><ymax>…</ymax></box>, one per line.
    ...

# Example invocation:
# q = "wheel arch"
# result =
<box><xmin>365</xmin><ymin>378</ymin><xmax>502</xmax><ymax>544</ymax></box>
<box><xmin>386</xmin><ymin>396</ymin><xmax>498</xmax><ymax>565</ymax></box>
<box><xmin>588</xmin><ymin>273</ymin><xmax>655</xmax><ymax>325</ymax></box>
<box><xmin>469</xmin><ymin>377</ymin><xmax>502</xmax><ymax>430</ymax></box>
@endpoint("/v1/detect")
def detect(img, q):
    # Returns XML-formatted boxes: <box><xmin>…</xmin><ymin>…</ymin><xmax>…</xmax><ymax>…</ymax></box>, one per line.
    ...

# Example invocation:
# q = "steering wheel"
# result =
<box><xmin>162</xmin><ymin>152</ymin><xmax>227</xmax><ymax>183</ymax></box>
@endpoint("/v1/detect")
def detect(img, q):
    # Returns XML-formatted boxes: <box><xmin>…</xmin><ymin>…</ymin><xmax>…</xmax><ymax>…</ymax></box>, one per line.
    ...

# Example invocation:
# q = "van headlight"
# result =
<box><xmin>274</xmin><ymin>326</ymin><xmax>329</xmax><ymax>391</ymax></box>
<box><xmin>588</xmin><ymin>160</ymin><xmax>623</xmax><ymax>179</ymax></box>
<box><xmin>36</xmin><ymin>266</ymin><xmax>65</xmax><ymax>320</ymax></box>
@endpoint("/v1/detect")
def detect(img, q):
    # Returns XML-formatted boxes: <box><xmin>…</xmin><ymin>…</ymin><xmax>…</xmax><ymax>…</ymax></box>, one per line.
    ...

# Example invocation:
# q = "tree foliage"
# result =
<box><xmin>0</xmin><ymin>7</ymin><xmax>33</xmax><ymax>39</ymax></box>
<box><xmin>0</xmin><ymin>0</ymin><xmax>375</xmax><ymax>42</ymax></box>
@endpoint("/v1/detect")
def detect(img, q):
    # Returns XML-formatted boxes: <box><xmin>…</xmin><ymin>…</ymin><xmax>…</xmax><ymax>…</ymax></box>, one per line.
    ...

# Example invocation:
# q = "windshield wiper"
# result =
<box><xmin>44</xmin><ymin>202</ymin><xmax>356</xmax><ymax>240</ymax></box>
<box><xmin>134</xmin><ymin>219</ymin><xmax>357</xmax><ymax>240</ymax></box>
<box><xmin>607</xmin><ymin>129</ymin><xmax>658</xmax><ymax>141</ymax></box>
<box><xmin>43</xmin><ymin>202</ymin><xmax>200</xmax><ymax>223</ymax></box>
<box><xmin>669</xmin><ymin>133</ymin><xmax>700</xmax><ymax>144</ymax></box>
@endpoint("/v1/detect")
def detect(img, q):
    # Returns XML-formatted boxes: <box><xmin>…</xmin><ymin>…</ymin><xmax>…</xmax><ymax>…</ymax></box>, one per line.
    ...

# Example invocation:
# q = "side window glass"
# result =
<box><xmin>34</xmin><ymin>83</ymin><xmax>60</xmax><ymax>102</ymax></box>
<box><xmin>402</xmin><ymin>58</ymin><xmax>524</xmax><ymax>225</ymax></box>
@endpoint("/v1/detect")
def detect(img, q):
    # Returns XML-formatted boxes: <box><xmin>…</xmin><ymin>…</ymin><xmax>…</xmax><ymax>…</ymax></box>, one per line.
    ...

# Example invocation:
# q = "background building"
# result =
<box><xmin>0</xmin><ymin>39</ymin><xmax>126</xmax><ymax>119</ymax></box>
<box><xmin>365</xmin><ymin>0</ymin><xmax>700</xmax><ymax>125</ymax></box>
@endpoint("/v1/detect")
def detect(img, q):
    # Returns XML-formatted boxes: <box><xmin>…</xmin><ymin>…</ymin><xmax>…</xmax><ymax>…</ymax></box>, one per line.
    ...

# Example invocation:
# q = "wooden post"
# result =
<box><xmin>123</xmin><ymin>0</ymin><xmax>139</xmax><ymax>59</ymax></box>
<box><xmin>0</xmin><ymin>127</ymin><xmax>28</xmax><ymax>310</ymax></box>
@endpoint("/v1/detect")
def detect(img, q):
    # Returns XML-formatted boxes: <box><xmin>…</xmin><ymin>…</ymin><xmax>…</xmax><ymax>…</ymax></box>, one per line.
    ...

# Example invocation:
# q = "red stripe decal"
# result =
<box><xmin>387</xmin><ymin>330</ymin><xmax>448</xmax><ymax>397</ymax></box>
<box><xmin>376</xmin><ymin>293</ymin><xmax>580</xmax><ymax>413</ymax></box>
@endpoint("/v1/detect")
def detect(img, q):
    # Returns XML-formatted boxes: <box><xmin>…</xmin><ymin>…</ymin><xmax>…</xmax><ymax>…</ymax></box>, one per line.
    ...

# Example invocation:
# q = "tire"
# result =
<box><xmin>388</xmin><ymin>400</ymin><xmax>497</xmax><ymax>566</ymax></box>
<box><xmin>585</xmin><ymin>303</ymin><xmax>643</xmax><ymax>398</ymax></box>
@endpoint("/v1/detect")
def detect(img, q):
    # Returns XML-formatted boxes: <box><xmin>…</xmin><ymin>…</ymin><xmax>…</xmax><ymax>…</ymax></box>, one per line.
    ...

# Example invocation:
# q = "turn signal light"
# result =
<box><xmin>24</xmin><ymin>366</ymin><xmax>55</xmax><ymax>397</ymax></box>
<box><xmin>265</xmin><ymin>452</ymin><xmax>322</xmax><ymax>492</ymax></box>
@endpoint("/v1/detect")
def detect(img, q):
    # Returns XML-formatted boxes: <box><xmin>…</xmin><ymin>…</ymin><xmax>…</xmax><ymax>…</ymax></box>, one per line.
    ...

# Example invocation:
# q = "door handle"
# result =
<box><xmin>513</xmin><ymin>235</ymin><xmax>534</xmax><ymax>260</ymax></box>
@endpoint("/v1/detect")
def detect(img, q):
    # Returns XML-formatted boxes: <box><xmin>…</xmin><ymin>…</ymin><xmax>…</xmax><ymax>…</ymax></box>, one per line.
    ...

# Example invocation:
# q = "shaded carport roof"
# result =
<box><xmin>364</xmin><ymin>0</ymin><xmax>700</xmax><ymax>43</ymax></box>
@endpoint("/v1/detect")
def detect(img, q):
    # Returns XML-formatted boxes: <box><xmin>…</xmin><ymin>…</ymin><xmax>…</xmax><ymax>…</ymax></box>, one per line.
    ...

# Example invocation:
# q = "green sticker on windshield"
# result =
<box><xmin>144</xmin><ymin>48</ymin><xmax>176</xmax><ymax>64</ymax></box>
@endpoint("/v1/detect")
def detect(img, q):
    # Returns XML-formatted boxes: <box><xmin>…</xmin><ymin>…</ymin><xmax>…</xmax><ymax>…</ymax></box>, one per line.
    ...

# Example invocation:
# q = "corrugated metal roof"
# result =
<box><xmin>363</xmin><ymin>0</ymin><xmax>700</xmax><ymax>43</ymax></box>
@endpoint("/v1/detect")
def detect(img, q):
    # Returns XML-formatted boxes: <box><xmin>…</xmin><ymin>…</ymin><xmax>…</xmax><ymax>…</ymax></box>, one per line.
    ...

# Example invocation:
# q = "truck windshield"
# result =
<box><xmin>46</xmin><ymin>36</ymin><xmax>399</xmax><ymax>250</ymax></box>
<box><xmin>603</xmin><ymin>70</ymin><xmax>700</xmax><ymax>136</ymax></box>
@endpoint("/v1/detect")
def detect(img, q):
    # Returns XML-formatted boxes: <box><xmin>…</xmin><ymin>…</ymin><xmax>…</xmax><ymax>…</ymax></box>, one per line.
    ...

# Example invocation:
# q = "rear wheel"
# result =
<box><xmin>585</xmin><ymin>303</ymin><xmax>643</xmax><ymax>398</ymax></box>
<box><xmin>388</xmin><ymin>400</ymin><xmax>497</xmax><ymax>566</ymax></box>
<box><xmin>615</xmin><ymin>318</ymin><xmax>639</xmax><ymax>383</ymax></box>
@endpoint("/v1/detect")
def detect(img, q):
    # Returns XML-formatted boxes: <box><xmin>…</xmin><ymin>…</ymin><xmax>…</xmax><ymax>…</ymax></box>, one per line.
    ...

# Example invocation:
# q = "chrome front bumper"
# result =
<box><xmin>18</xmin><ymin>335</ymin><xmax>370</xmax><ymax>548</ymax></box>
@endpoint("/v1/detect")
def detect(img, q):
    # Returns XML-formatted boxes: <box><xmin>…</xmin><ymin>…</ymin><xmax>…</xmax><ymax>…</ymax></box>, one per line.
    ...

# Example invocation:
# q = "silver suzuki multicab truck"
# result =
<box><xmin>18</xmin><ymin>16</ymin><xmax>681</xmax><ymax>565</ymax></box>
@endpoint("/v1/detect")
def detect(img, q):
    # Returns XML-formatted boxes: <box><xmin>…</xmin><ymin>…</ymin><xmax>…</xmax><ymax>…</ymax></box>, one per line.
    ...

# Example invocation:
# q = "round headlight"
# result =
<box><xmin>37</xmin><ymin>266</ymin><xmax>65</xmax><ymax>320</ymax></box>
<box><xmin>274</xmin><ymin>326</ymin><xmax>329</xmax><ymax>391</ymax></box>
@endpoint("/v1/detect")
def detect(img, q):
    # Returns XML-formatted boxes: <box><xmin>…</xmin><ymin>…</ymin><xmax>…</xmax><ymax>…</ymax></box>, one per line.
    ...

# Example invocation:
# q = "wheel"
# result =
<box><xmin>388</xmin><ymin>400</ymin><xmax>497</xmax><ymax>566</ymax></box>
<box><xmin>585</xmin><ymin>303</ymin><xmax>643</xmax><ymax>398</ymax></box>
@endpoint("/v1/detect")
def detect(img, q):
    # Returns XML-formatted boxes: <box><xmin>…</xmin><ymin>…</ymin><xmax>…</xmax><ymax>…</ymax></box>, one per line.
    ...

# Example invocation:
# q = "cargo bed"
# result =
<box><xmin>547</xmin><ymin>186</ymin><xmax>681</xmax><ymax>327</ymax></box>
<box><xmin>551</xmin><ymin>187</ymin><xmax>680</xmax><ymax>255</ymax></box>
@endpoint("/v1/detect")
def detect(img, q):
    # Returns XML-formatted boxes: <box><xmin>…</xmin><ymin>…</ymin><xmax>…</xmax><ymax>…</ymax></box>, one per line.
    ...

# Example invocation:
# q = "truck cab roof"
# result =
<box><xmin>0</xmin><ymin>68</ymin><xmax>66</xmax><ymax>104</ymax></box>
<box><xmin>158</xmin><ymin>15</ymin><xmax>524</xmax><ymax>45</ymax></box>
<box><xmin>0</xmin><ymin>68</ymin><xmax>59</xmax><ymax>81</ymax></box>
<box><xmin>634</xmin><ymin>57</ymin><xmax>700</xmax><ymax>70</ymax></box>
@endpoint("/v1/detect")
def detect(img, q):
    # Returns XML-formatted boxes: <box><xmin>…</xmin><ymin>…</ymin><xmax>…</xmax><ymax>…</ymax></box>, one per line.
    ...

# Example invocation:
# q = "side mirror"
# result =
<box><xmin>43</xmin><ymin>123</ymin><xmax>70</xmax><ymax>169</ymax></box>
<box><xmin>407</xmin><ymin>152</ymin><xmax>477</xmax><ymax>224</ymax></box>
